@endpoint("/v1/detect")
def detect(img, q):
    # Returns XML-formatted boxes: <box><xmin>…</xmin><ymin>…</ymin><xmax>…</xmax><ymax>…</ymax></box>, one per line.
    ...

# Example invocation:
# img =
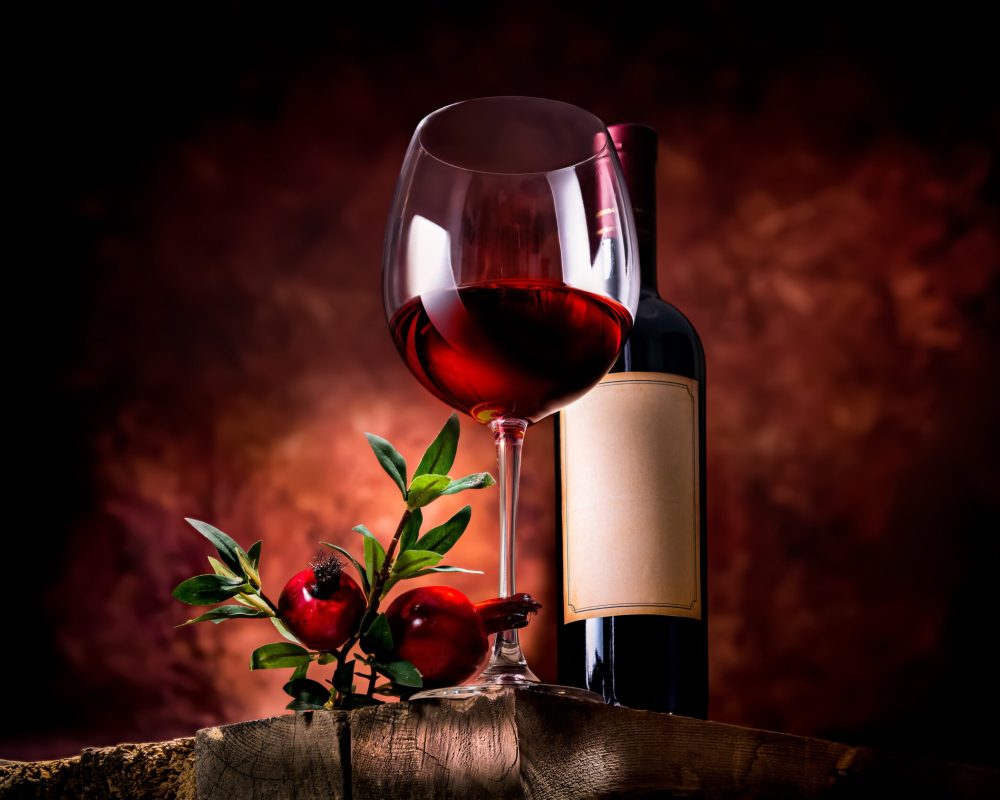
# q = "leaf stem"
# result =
<box><xmin>330</xmin><ymin>508</ymin><xmax>411</xmax><ymax>705</ymax></box>
<box><xmin>258</xmin><ymin>592</ymin><xmax>281</xmax><ymax>616</ymax></box>
<box><xmin>373</xmin><ymin>509</ymin><xmax>411</xmax><ymax>596</ymax></box>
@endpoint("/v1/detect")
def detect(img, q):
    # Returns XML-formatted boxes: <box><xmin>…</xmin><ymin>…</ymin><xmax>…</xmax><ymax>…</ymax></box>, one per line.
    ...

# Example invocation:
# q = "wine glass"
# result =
<box><xmin>382</xmin><ymin>96</ymin><xmax>639</xmax><ymax>698</ymax></box>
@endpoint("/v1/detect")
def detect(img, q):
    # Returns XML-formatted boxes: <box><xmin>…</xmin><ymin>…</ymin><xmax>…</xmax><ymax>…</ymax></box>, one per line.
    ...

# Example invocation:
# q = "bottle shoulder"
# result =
<box><xmin>634</xmin><ymin>292</ymin><xmax>703</xmax><ymax>345</ymax></box>
<box><xmin>619</xmin><ymin>292</ymin><xmax>705</xmax><ymax>380</ymax></box>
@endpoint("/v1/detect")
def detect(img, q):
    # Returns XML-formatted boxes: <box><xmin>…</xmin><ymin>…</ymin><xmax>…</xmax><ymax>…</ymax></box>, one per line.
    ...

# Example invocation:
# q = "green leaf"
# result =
<box><xmin>290</xmin><ymin>661</ymin><xmax>310</xmax><ymax>681</ymax></box>
<box><xmin>332</xmin><ymin>659</ymin><xmax>356</xmax><ymax>694</ymax></box>
<box><xmin>247</xmin><ymin>540</ymin><xmax>262</xmax><ymax>570</ymax></box>
<box><xmin>352</xmin><ymin>524</ymin><xmax>381</xmax><ymax>545</ymax></box>
<box><xmin>207</xmin><ymin>556</ymin><xmax>238</xmax><ymax>579</ymax></box>
<box><xmin>365</xmin><ymin>433</ymin><xmax>407</xmax><ymax>498</ymax></box>
<box><xmin>359</xmin><ymin>614</ymin><xmax>394</xmax><ymax>656</ymax></box>
<box><xmin>365</xmin><ymin>538</ymin><xmax>384</xmax><ymax>590</ymax></box>
<box><xmin>406</xmin><ymin>474</ymin><xmax>451</xmax><ymax>509</ymax></box>
<box><xmin>317</xmin><ymin>652</ymin><xmax>338</xmax><ymax>665</ymax></box>
<box><xmin>414</xmin><ymin>505</ymin><xmax>471</xmax><ymax>556</ymax></box>
<box><xmin>270</xmin><ymin>616</ymin><xmax>303</xmax><ymax>644</ymax></box>
<box><xmin>286</xmin><ymin>698</ymin><xmax>327</xmax><ymax>712</ymax></box>
<box><xmin>356</xmin><ymin>608</ymin><xmax>376</xmax><ymax>640</ymax></box>
<box><xmin>184</xmin><ymin>518</ymin><xmax>247</xmax><ymax>574</ymax></box>
<box><xmin>340</xmin><ymin>693</ymin><xmax>383</xmax><ymax>709</ymax></box>
<box><xmin>178</xmin><ymin>605</ymin><xmax>266</xmax><ymax>626</ymax></box>
<box><xmin>399</xmin><ymin>509</ymin><xmax>422</xmax><ymax>552</ymax></box>
<box><xmin>409</xmin><ymin>565</ymin><xmax>484</xmax><ymax>577</ymax></box>
<box><xmin>392</xmin><ymin>549</ymin><xmax>444</xmax><ymax>579</ymax></box>
<box><xmin>237</xmin><ymin>548</ymin><xmax>261</xmax><ymax>589</ymax></box>
<box><xmin>250</xmin><ymin>642</ymin><xmax>312</xmax><ymax>670</ymax></box>
<box><xmin>440</xmin><ymin>473</ymin><xmax>496</xmax><ymax>496</ymax></box>
<box><xmin>354</xmin><ymin>525</ymin><xmax>386</xmax><ymax>587</ymax></box>
<box><xmin>282</xmin><ymin>677</ymin><xmax>330</xmax><ymax>707</ymax></box>
<box><xmin>321</xmin><ymin>542</ymin><xmax>370</xmax><ymax>595</ymax></box>
<box><xmin>382</xmin><ymin>548</ymin><xmax>446</xmax><ymax>596</ymax></box>
<box><xmin>414</xmin><ymin>413</ymin><xmax>460</xmax><ymax>479</ymax></box>
<box><xmin>172</xmin><ymin>574</ymin><xmax>246</xmax><ymax>605</ymax></box>
<box><xmin>374</xmin><ymin>660</ymin><xmax>423</xmax><ymax>689</ymax></box>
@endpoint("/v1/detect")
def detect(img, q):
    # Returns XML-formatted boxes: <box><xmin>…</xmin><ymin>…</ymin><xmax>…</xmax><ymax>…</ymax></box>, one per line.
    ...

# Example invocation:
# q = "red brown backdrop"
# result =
<box><xmin>7</xmin><ymin>5</ymin><xmax>998</xmax><ymax>767</ymax></box>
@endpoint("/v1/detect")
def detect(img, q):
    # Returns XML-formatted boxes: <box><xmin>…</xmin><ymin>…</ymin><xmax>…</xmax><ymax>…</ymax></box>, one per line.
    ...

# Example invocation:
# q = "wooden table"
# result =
<box><xmin>3</xmin><ymin>692</ymin><xmax>997</xmax><ymax>798</ymax></box>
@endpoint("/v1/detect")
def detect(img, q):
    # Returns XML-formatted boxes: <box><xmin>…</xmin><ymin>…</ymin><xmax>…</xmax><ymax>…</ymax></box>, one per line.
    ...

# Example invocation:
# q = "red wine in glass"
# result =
<box><xmin>389</xmin><ymin>280</ymin><xmax>633</xmax><ymax>425</ymax></box>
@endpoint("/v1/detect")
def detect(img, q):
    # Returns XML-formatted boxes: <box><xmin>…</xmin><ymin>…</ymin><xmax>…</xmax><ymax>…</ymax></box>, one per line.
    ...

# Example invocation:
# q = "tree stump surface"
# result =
<box><xmin>195</xmin><ymin>711</ymin><xmax>349</xmax><ymax>800</ymax></box>
<box><xmin>3</xmin><ymin>694</ymin><xmax>997</xmax><ymax>799</ymax></box>
<box><xmin>350</xmin><ymin>690</ymin><xmax>520</xmax><ymax>799</ymax></box>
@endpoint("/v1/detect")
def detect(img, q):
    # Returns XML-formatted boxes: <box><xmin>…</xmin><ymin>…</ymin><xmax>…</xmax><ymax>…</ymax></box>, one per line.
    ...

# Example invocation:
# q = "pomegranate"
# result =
<box><xmin>385</xmin><ymin>587</ymin><xmax>542</xmax><ymax>688</ymax></box>
<box><xmin>278</xmin><ymin>556</ymin><xmax>366</xmax><ymax>651</ymax></box>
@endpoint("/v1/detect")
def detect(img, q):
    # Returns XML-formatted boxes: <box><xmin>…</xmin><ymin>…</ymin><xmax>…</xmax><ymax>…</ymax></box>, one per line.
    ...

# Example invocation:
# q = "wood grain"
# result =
<box><xmin>4</xmin><ymin>695</ymin><xmax>997</xmax><ymax>799</ymax></box>
<box><xmin>350</xmin><ymin>692</ymin><xmax>520</xmax><ymax>799</ymax></box>
<box><xmin>514</xmin><ymin>692</ymin><xmax>1000</xmax><ymax>799</ymax></box>
<box><xmin>195</xmin><ymin>711</ymin><xmax>348</xmax><ymax>800</ymax></box>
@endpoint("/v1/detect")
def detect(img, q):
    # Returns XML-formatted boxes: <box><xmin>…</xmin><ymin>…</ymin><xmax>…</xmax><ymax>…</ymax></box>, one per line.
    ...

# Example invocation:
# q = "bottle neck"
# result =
<box><xmin>629</xmin><ymin>163</ymin><xmax>658</xmax><ymax>294</ymax></box>
<box><xmin>638</xmin><ymin>231</ymin><xmax>658</xmax><ymax>294</ymax></box>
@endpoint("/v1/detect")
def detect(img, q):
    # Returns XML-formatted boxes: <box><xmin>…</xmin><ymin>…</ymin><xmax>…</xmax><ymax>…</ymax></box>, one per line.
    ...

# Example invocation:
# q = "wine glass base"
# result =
<box><xmin>409</xmin><ymin>681</ymin><xmax>605</xmax><ymax>703</ymax></box>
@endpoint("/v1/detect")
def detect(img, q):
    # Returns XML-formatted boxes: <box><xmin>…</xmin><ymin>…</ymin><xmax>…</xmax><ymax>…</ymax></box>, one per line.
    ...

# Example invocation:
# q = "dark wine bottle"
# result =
<box><xmin>556</xmin><ymin>123</ymin><xmax>708</xmax><ymax>716</ymax></box>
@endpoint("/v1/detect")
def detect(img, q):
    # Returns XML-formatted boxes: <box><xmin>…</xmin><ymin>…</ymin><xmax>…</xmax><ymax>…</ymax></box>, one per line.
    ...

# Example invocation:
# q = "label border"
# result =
<box><xmin>560</xmin><ymin>372</ymin><xmax>701</xmax><ymax>619</ymax></box>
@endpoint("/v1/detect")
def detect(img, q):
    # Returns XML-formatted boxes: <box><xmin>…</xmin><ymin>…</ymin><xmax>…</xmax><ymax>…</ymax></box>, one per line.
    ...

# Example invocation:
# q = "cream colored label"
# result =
<box><xmin>561</xmin><ymin>372</ymin><xmax>701</xmax><ymax>622</ymax></box>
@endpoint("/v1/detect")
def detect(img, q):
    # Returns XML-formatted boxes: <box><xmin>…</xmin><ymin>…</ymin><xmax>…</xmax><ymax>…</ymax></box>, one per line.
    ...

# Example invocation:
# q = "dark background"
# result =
<box><xmin>7</xmin><ymin>4</ymin><xmax>999</xmax><ymax>766</ymax></box>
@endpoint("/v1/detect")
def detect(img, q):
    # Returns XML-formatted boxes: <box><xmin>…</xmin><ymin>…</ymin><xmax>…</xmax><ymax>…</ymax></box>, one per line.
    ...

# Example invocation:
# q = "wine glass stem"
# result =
<box><xmin>481</xmin><ymin>417</ymin><xmax>539</xmax><ymax>683</ymax></box>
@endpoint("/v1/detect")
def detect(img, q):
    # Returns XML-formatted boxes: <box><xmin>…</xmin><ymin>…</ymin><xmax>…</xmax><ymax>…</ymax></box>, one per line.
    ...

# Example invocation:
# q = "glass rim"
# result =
<box><xmin>415</xmin><ymin>95</ymin><xmax>612</xmax><ymax>177</ymax></box>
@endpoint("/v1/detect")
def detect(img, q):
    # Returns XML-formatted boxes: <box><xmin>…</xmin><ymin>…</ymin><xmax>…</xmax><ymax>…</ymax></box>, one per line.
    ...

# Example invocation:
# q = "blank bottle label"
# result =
<box><xmin>560</xmin><ymin>372</ymin><xmax>701</xmax><ymax>623</ymax></box>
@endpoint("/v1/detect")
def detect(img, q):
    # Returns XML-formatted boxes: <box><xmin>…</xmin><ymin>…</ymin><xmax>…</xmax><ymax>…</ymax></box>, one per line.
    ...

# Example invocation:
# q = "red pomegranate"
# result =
<box><xmin>278</xmin><ymin>556</ymin><xmax>366</xmax><ymax>651</ymax></box>
<box><xmin>385</xmin><ymin>587</ymin><xmax>541</xmax><ymax>688</ymax></box>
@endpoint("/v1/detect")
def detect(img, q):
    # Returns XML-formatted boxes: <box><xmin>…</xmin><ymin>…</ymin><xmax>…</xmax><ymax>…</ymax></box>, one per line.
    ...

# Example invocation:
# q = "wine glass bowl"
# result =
<box><xmin>382</xmin><ymin>96</ymin><xmax>639</xmax><ymax>697</ymax></box>
<box><xmin>388</xmin><ymin>280</ymin><xmax>633</xmax><ymax>424</ymax></box>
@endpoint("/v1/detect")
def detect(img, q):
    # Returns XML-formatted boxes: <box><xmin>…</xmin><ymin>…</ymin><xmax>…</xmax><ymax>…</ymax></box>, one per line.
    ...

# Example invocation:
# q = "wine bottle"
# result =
<box><xmin>556</xmin><ymin>123</ymin><xmax>708</xmax><ymax>716</ymax></box>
